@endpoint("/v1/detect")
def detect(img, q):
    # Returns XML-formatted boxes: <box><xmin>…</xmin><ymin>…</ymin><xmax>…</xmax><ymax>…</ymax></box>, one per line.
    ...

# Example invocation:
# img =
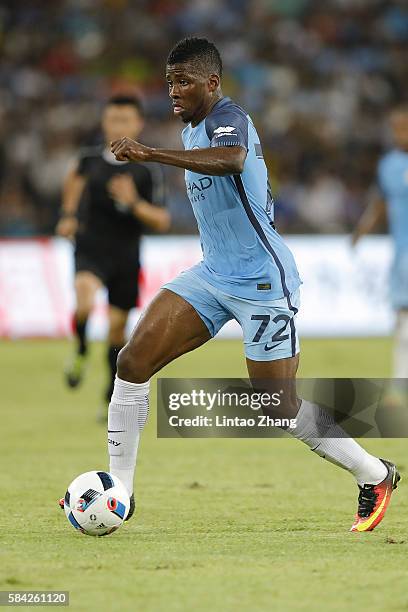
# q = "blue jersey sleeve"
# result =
<box><xmin>205</xmin><ymin>107</ymin><xmax>249</xmax><ymax>150</ymax></box>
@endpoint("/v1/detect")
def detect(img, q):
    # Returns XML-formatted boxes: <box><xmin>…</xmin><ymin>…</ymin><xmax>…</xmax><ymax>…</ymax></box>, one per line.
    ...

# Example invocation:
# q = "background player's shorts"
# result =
<box><xmin>75</xmin><ymin>240</ymin><xmax>140</xmax><ymax>311</ymax></box>
<box><xmin>163</xmin><ymin>268</ymin><xmax>300</xmax><ymax>361</ymax></box>
<box><xmin>390</xmin><ymin>252</ymin><xmax>408</xmax><ymax>310</ymax></box>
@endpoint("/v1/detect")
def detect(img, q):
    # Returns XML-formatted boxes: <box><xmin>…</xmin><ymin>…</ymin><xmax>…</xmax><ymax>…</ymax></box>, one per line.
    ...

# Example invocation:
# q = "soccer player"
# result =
<box><xmin>353</xmin><ymin>107</ymin><xmax>408</xmax><ymax>382</ymax></box>
<box><xmin>56</xmin><ymin>95</ymin><xmax>170</xmax><ymax>416</ymax></box>
<box><xmin>61</xmin><ymin>39</ymin><xmax>399</xmax><ymax>531</ymax></box>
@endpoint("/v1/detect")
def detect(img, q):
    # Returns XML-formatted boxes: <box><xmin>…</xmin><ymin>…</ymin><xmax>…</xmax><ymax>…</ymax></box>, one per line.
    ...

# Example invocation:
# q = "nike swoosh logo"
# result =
<box><xmin>108</xmin><ymin>430</ymin><xmax>125</xmax><ymax>433</ymax></box>
<box><xmin>264</xmin><ymin>340</ymin><xmax>284</xmax><ymax>352</ymax></box>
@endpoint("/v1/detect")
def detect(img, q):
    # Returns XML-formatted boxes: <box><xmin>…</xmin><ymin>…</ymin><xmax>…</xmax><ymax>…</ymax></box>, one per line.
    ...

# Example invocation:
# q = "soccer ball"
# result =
<box><xmin>63</xmin><ymin>471</ymin><xmax>130</xmax><ymax>536</ymax></box>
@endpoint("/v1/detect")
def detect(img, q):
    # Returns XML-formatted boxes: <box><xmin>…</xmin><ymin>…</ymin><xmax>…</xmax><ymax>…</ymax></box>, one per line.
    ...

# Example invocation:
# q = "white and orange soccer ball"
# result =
<box><xmin>63</xmin><ymin>471</ymin><xmax>130</xmax><ymax>536</ymax></box>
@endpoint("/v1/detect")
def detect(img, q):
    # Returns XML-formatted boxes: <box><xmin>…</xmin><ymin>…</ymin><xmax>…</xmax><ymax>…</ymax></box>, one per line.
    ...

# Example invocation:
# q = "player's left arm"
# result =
<box><xmin>111</xmin><ymin>141</ymin><xmax>247</xmax><ymax>176</ymax></box>
<box><xmin>351</xmin><ymin>196</ymin><xmax>387</xmax><ymax>246</ymax></box>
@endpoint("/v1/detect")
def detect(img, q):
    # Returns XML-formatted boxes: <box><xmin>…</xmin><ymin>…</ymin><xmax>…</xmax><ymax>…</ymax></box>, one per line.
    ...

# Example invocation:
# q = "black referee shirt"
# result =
<box><xmin>76</xmin><ymin>145</ymin><xmax>165</xmax><ymax>250</ymax></box>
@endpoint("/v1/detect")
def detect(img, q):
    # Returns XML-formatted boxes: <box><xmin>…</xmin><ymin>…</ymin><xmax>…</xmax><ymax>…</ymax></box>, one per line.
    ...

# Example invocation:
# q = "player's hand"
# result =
<box><xmin>111</xmin><ymin>137</ymin><xmax>152</xmax><ymax>162</ymax></box>
<box><xmin>56</xmin><ymin>215</ymin><xmax>78</xmax><ymax>239</ymax></box>
<box><xmin>107</xmin><ymin>174</ymin><xmax>140</xmax><ymax>207</ymax></box>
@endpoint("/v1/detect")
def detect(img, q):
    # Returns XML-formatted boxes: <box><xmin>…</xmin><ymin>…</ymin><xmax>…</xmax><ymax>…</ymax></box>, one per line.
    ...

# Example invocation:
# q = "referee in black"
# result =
<box><xmin>56</xmin><ymin>95</ymin><xmax>170</xmax><ymax>419</ymax></box>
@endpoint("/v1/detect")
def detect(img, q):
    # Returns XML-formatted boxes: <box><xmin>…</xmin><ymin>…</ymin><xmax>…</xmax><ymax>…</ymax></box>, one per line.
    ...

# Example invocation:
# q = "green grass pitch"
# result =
<box><xmin>1</xmin><ymin>338</ymin><xmax>407</xmax><ymax>611</ymax></box>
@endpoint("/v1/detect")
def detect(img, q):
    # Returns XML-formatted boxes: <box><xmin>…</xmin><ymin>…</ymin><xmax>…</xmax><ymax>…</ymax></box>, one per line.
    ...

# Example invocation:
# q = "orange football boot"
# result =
<box><xmin>350</xmin><ymin>459</ymin><xmax>400</xmax><ymax>532</ymax></box>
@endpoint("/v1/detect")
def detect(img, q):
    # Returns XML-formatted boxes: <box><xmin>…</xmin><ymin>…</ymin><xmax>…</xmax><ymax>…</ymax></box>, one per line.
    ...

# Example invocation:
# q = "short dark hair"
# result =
<box><xmin>167</xmin><ymin>37</ymin><xmax>222</xmax><ymax>77</ymax></box>
<box><xmin>106</xmin><ymin>95</ymin><xmax>144</xmax><ymax>116</ymax></box>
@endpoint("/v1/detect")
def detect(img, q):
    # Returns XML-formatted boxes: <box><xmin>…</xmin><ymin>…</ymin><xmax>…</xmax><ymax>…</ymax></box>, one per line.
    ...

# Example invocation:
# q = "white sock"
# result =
<box><xmin>289</xmin><ymin>400</ymin><xmax>387</xmax><ymax>486</ymax></box>
<box><xmin>393</xmin><ymin>311</ymin><xmax>408</xmax><ymax>378</ymax></box>
<box><xmin>108</xmin><ymin>376</ymin><xmax>150</xmax><ymax>495</ymax></box>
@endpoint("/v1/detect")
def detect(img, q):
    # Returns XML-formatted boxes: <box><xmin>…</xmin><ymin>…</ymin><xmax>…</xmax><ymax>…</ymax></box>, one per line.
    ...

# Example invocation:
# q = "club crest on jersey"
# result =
<box><xmin>213</xmin><ymin>126</ymin><xmax>237</xmax><ymax>138</ymax></box>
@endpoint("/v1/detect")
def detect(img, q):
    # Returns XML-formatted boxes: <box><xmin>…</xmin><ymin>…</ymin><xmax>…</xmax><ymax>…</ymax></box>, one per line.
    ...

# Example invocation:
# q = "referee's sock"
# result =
<box><xmin>108</xmin><ymin>376</ymin><xmax>149</xmax><ymax>495</ymax></box>
<box><xmin>73</xmin><ymin>315</ymin><xmax>88</xmax><ymax>356</ymax></box>
<box><xmin>105</xmin><ymin>344</ymin><xmax>124</xmax><ymax>403</ymax></box>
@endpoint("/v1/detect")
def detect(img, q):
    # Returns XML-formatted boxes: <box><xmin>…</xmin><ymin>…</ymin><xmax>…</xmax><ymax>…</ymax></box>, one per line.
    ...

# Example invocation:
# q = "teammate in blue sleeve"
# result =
<box><xmin>83</xmin><ymin>38</ymin><xmax>398</xmax><ymax>530</ymax></box>
<box><xmin>353</xmin><ymin>107</ymin><xmax>408</xmax><ymax>380</ymax></box>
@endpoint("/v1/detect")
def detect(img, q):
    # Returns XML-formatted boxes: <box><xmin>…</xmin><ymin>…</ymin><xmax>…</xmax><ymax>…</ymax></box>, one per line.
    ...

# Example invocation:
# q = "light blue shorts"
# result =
<box><xmin>163</xmin><ymin>269</ymin><xmax>300</xmax><ymax>362</ymax></box>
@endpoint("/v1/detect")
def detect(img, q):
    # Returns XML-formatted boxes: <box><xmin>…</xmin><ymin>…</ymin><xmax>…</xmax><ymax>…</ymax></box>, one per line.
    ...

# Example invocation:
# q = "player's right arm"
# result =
<box><xmin>56</xmin><ymin>163</ymin><xmax>87</xmax><ymax>238</ymax></box>
<box><xmin>351</xmin><ymin>196</ymin><xmax>387</xmax><ymax>246</ymax></box>
<box><xmin>110</xmin><ymin>139</ymin><xmax>246</xmax><ymax>175</ymax></box>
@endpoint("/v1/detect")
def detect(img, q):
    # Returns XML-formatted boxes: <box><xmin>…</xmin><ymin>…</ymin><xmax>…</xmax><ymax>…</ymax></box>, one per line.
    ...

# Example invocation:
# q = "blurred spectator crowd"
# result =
<box><xmin>0</xmin><ymin>0</ymin><xmax>407</xmax><ymax>236</ymax></box>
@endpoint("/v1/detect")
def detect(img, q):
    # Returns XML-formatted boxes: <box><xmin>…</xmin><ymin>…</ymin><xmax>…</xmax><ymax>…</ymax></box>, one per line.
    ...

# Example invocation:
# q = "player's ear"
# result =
<box><xmin>208</xmin><ymin>74</ymin><xmax>220</xmax><ymax>93</ymax></box>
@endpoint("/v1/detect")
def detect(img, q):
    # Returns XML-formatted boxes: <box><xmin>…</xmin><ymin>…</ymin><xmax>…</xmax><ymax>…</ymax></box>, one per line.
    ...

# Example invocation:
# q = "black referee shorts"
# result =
<box><xmin>74</xmin><ymin>240</ymin><xmax>140</xmax><ymax>312</ymax></box>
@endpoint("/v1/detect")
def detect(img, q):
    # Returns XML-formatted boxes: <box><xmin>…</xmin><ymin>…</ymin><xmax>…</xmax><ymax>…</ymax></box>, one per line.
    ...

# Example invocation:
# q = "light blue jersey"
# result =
<box><xmin>163</xmin><ymin>97</ymin><xmax>301</xmax><ymax>361</ymax></box>
<box><xmin>378</xmin><ymin>149</ymin><xmax>408</xmax><ymax>254</ymax></box>
<box><xmin>181</xmin><ymin>96</ymin><xmax>301</xmax><ymax>301</ymax></box>
<box><xmin>378</xmin><ymin>149</ymin><xmax>408</xmax><ymax>308</ymax></box>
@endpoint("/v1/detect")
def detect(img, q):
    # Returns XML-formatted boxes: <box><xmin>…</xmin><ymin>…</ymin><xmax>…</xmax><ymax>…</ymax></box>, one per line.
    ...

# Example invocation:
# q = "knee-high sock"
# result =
<box><xmin>73</xmin><ymin>315</ymin><xmax>87</xmax><ymax>356</ymax></box>
<box><xmin>105</xmin><ymin>345</ymin><xmax>124</xmax><ymax>403</ymax></box>
<box><xmin>289</xmin><ymin>400</ymin><xmax>387</xmax><ymax>486</ymax></box>
<box><xmin>393</xmin><ymin>311</ymin><xmax>408</xmax><ymax>378</ymax></box>
<box><xmin>108</xmin><ymin>376</ymin><xmax>149</xmax><ymax>495</ymax></box>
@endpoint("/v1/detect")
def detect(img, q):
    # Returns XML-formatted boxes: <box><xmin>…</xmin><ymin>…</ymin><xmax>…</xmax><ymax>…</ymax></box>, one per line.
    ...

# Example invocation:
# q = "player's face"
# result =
<box><xmin>166</xmin><ymin>63</ymin><xmax>215</xmax><ymax>124</ymax></box>
<box><xmin>102</xmin><ymin>105</ymin><xmax>144</xmax><ymax>143</ymax></box>
<box><xmin>390</xmin><ymin>112</ymin><xmax>408</xmax><ymax>151</ymax></box>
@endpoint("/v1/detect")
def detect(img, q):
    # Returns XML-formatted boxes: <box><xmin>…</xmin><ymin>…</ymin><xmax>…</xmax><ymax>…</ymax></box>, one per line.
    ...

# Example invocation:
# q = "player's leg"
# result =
<box><xmin>108</xmin><ymin>289</ymin><xmax>212</xmax><ymax>509</ymax></box>
<box><xmin>95</xmin><ymin>304</ymin><xmax>128</xmax><ymax>423</ymax></box>
<box><xmin>116</xmin><ymin>290</ymin><xmax>212</xmax><ymax>382</ymax></box>
<box><xmin>107</xmin><ymin>270</ymin><xmax>231</xmax><ymax>518</ymax></box>
<box><xmin>95</xmin><ymin>254</ymin><xmax>139</xmax><ymax>420</ymax></box>
<box><xmin>392</xmin><ymin>309</ymin><xmax>408</xmax><ymax>378</ymax></box>
<box><xmin>75</xmin><ymin>271</ymin><xmax>102</xmax><ymax>347</ymax></box>
<box><xmin>387</xmin><ymin>258</ymin><xmax>408</xmax><ymax>401</ymax></box>
<box><xmin>231</xmin><ymin>288</ymin><xmax>398</xmax><ymax>530</ymax></box>
<box><xmin>247</xmin><ymin>355</ymin><xmax>399</xmax><ymax>531</ymax></box>
<box><xmin>105</xmin><ymin>305</ymin><xmax>128</xmax><ymax>403</ymax></box>
<box><xmin>66</xmin><ymin>270</ymin><xmax>103</xmax><ymax>387</ymax></box>
<box><xmin>383</xmin><ymin>308</ymin><xmax>408</xmax><ymax>408</ymax></box>
<box><xmin>103</xmin><ymin>258</ymin><xmax>141</xmax><ymax>406</ymax></box>
<box><xmin>116</xmin><ymin>268</ymin><xmax>230</xmax><ymax>383</ymax></box>
<box><xmin>247</xmin><ymin>354</ymin><xmax>388</xmax><ymax>486</ymax></box>
<box><xmin>101</xmin><ymin>258</ymin><xmax>158</xmax><ymax>422</ymax></box>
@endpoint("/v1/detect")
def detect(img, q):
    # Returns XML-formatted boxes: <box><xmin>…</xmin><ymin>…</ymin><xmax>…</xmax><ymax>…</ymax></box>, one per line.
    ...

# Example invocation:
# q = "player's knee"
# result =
<box><xmin>116</xmin><ymin>343</ymin><xmax>152</xmax><ymax>383</ymax></box>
